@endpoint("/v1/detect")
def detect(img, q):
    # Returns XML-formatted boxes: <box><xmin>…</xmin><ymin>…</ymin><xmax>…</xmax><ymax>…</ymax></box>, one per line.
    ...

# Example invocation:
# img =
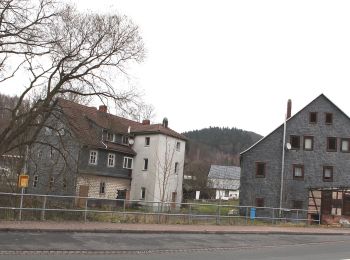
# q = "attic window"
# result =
<box><xmin>106</xmin><ymin>132</ymin><xmax>114</xmax><ymax>142</ymax></box>
<box><xmin>290</xmin><ymin>135</ymin><xmax>300</xmax><ymax>149</ymax></box>
<box><xmin>309</xmin><ymin>112</ymin><xmax>317</xmax><ymax>124</ymax></box>
<box><xmin>255</xmin><ymin>162</ymin><xmax>266</xmax><ymax>178</ymax></box>
<box><xmin>325</xmin><ymin>113</ymin><xmax>333</xmax><ymax>124</ymax></box>
<box><xmin>122</xmin><ymin>136</ymin><xmax>129</xmax><ymax>145</ymax></box>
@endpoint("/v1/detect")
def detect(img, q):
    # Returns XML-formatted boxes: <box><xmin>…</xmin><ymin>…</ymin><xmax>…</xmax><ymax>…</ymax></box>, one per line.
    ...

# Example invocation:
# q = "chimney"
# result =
<box><xmin>162</xmin><ymin>117</ymin><xmax>168</xmax><ymax>128</ymax></box>
<box><xmin>99</xmin><ymin>105</ymin><xmax>107</xmax><ymax>113</ymax></box>
<box><xmin>286</xmin><ymin>99</ymin><xmax>292</xmax><ymax>119</ymax></box>
<box><xmin>142</xmin><ymin>119</ymin><xmax>150</xmax><ymax>125</ymax></box>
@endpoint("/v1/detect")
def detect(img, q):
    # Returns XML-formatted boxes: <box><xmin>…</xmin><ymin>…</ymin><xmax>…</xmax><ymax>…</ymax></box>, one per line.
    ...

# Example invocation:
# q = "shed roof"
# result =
<box><xmin>208</xmin><ymin>165</ymin><xmax>241</xmax><ymax>180</ymax></box>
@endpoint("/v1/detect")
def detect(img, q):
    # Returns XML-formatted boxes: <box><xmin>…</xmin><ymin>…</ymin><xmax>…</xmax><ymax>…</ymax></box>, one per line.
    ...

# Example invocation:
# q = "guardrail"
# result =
<box><xmin>0</xmin><ymin>192</ymin><xmax>320</xmax><ymax>225</ymax></box>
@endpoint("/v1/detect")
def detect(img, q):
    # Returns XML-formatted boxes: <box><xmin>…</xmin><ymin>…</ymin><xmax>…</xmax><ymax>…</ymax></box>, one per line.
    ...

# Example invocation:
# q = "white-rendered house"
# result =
<box><xmin>207</xmin><ymin>165</ymin><xmax>241</xmax><ymax>200</ymax></box>
<box><xmin>130</xmin><ymin>119</ymin><xmax>186</xmax><ymax>205</ymax></box>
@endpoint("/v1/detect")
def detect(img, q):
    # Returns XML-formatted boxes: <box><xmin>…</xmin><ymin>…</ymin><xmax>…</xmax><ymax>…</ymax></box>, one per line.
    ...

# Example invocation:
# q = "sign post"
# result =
<box><xmin>18</xmin><ymin>174</ymin><xmax>29</xmax><ymax>221</ymax></box>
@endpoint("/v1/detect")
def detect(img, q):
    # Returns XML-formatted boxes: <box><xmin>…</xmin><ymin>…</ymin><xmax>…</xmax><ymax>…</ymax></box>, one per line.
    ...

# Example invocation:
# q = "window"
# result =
<box><xmin>141</xmin><ymin>187</ymin><xmax>146</xmax><ymax>200</ymax></box>
<box><xmin>107</xmin><ymin>153</ymin><xmax>115</xmax><ymax>167</ymax></box>
<box><xmin>174</xmin><ymin>162</ymin><xmax>179</xmax><ymax>174</ymax></box>
<box><xmin>99</xmin><ymin>182</ymin><xmax>105</xmax><ymax>194</ymax></box>
<box><xmin>325</xmin><ymin>113</ymin><xmax>333</xmax><ymax>124</ymax></box>
<box><xmin>290</xmin><ymin>135</ymin><xmax>300</xmax><ymax>149</ymax></box>
<box><xmin>327</xmin><ymin>137</ymin><xmax>337</xmax><ymax>152</ymax></box>
<box><xmin>33</xmin><ymin>175</ymin><xmax>38</xmax><ymax>188</ymax></box>
<box><xmin>49</xmin><ymin>177</ymin><xmax>54</xmax><ymax>190</ymax></box>
<box><xmin>341</xmin><ymin>138</ymin><xmax>350</xmax><ymax>152</ymax></box>
<box><xmin>292</xmin><ymin>200</ymin><xmax>303</xmax><ymax>209</ymax></box>
<box><xmin>256</xmin><ymin>198</ymin><xmax>264</xmax><ymax>207</ymax></box>
<box><xmin>123</xmin><ymin>157</ymin><xmax>133</xmax><ymax>169</ymax></box>
<box><xmin>303</xmin><ymin>136</ymin><xmax>314</xmax><ymax>151</ymax></box>
<box><xmin>143</xmin><ymin>158</ymin><xmax>148</xmax><ymax>170</ymax></box>
<box><xmin>106</xmin><ymin>132</ymin><xmax>114</xmax><ymax>142</ymax></box>
<box><xmin>293</xmin><ymin>164</ymin><xmax>304</xmax><ymax>180</ymax></box>
<box><xmin>323</xmin><ymin>166</ymin><xmax>333</xmax><ymax>182</ymax></box>
<box><xmin>224</xmin><ymin>190</ymin><xmax>229</xmax><ymax>197</ymax></box>
<box><xmin>89</xmin><ymin>150</ymin><xmax>98</xmax><ymax>165</ymax></box>
<box><xmin>255</xmin><ymin>162</ymin><xmax>266</xmax><ymax>178</ymax></box>
<box><xmin>309</xmin><ymin>112</ymin><xmax>317</xmax><ymax>124</ymax></box>
<box><xmin>122</xmin><ymin>136</ymin><xmax>129</xmax><ymax>145</ymax></box>
<box><xmin>176</xmin><ymin>142</ymin><xmax>181</xmax><ymax>151</ymax></box>
<box><xmin>145</xmin><ymin>137</ymin><xmax>150</xmax><ymax>146</ymax></box>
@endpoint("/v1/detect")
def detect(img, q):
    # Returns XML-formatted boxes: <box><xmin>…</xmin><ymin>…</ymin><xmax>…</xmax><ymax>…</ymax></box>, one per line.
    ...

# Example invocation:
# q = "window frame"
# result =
<box><xmin>106</xmin><ymin>132</ymin><xmax>115</xmax><ymax>142</ymax></box>
<box><xmin>145</xmin><ymin>137</ymin><xmax>150</xmax><ymax>146</ymax></box>
<box><xmin>327</xmin><ymin>137</ymin><xmax>337</xmax><ymax>152</ymax></box>
<box><xmin>176</xmin><ymin>141</ymin><xmax>181</xmax><ymax>151</ymax></box>
<box><xmin>303</xmin><ymin>136</ymin><xmax>314</xmax><ymax>151</ymax></box>
<box><xmin>141</xmin><ymin>187</ymin><xmax>146</xmax><ymax>200</ymax></box>
<box><xmin>107</xmin><ymin>153</ymin><xmax>115</xmax><ymax>167</ymax></box>
<box><xmin>290</xmin><ymin>135</ymin><xmax>301</xmax><ymax>150</ymax></box>
<box><xmin>99</xmin><ymin>182</ymin><xmax>106</xmax><ymax>194</ymax></box>
<box><xmin>293</xmin><ymin>164</ymin><xmax>304</xmax><ymax>180</ymax></box>
<box><xmin>341</xmin><ymin>138</ymin><xmax>350</xmax><ymax>153</ymax></box>
<box><xmin>33</xmin><ymin>175</ymin><xmax>38</xmax><ymax>188</ymax></box>
<box><xmin>174</xmin><ymin>162</ymin><xmax>179</xmax><ymax>174</ymax></box>
<box><xmin>323</xmin><ymin>166</ymin><xmax>333</xmax><ymax>182</ymax></box>
<box><xmin>325</xmin><ymin>113</ymin><xmax>333</xmax><ymax>125</ymax></box>
<box><xmin>123</xmin><ymin>157</ymin><xmax>133</xmax><ymax>169</ymax></box>
<box><xmin>309</xmin><ymin>112</ymin><xmax>317</xmax><ymax>124</ymax></box>
<box><xmin>255</xmin><ymin>162</ymin><xmax>266</xmax><ymax>178</ymax></box>
<box><xmin>255</xmin><ymin>198</ymin><xmax>265</xmax><ymax>207</ymax></box>
<box><xmin>89</xmin><ymin>150</ymin><xmax>98</xmax><ymax>165</ymax></box>
<box><xmin>122</xmin><ymin>135</ymin><xmax>129</xmax><ymax>145</ymax></box>
<box><xmin>143</xmin><ymin>158</ymin><xmax>149</xmax><ymax>171</ymax></box>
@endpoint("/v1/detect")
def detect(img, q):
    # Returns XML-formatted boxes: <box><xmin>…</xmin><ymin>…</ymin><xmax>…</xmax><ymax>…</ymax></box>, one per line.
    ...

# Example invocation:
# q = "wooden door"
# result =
<box><xmin>77</xmin><ymin>185</ymin><xmax>89</xmax><ymax>208</ymax></box>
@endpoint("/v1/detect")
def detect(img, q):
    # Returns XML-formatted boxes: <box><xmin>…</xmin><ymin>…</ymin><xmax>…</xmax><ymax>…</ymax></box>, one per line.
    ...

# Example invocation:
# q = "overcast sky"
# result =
<box><xmin>4</xmin><ymin>1</ymin><xmax>350</xmax><ymax>136</ymax></box>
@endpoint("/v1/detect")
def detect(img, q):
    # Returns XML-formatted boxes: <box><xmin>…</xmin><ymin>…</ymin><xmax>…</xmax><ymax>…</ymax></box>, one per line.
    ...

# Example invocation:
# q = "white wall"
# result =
<box><xmin>215</xmin><ymin>190</ymin><xmax>239</xmax><ymax>200</ymax></box>
<box><xmin>130</xmin><ymin>134</ymin><xmax>185</xmax><ymax>204</ymax></box>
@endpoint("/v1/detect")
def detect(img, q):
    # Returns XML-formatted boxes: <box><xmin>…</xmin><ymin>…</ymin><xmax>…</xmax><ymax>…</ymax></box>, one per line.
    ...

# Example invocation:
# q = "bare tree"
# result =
<box><xmin>0</xmin><ymin>1</ymin><xmax>145</xmax><ymax>157</ymax></box>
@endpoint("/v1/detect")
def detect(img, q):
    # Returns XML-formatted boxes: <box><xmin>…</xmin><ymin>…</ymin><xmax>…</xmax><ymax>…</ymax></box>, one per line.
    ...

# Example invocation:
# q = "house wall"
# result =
<box><xmin>76</xmin><ymin>174</ymin><xmax>130</xmax><ymax>199</ymax></box>
<box><xmin>130</xmin><ymin>134</ymin><xmax>185</xmax><ymax>204</ymax></box>
<box><xmin>240</xmin><ymin>95</ymin><xmax>350</xmax><ymax>213</ymax></box>
<box><xmin>215</xmin><ymin>190</ymin><xmax>239</xmax><ymax>200</ymax></box>
<box><xmin>78</xmin><ymin>147</ymin><xmax>132</xmax><ymax>179</ymax></box>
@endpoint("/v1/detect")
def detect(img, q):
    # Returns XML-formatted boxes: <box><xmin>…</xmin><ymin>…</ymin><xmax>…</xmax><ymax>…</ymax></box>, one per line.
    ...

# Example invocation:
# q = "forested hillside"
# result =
<box><xmin>183</xmin><ymin>127</ymin><xmax>262</xmax><ymax>165</ymax></box>
<box><xmin>182</xmin><ymin>127</ymin><xmax>262</xmax><ymax>199</ymax></box>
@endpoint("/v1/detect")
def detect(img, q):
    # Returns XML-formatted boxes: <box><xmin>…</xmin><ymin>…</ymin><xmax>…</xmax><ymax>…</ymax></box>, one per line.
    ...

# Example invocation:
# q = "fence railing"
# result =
<box><xmin>0</xmin><ymin>192</ymin><xmax>320</xmax><ymax>225</ymax></box>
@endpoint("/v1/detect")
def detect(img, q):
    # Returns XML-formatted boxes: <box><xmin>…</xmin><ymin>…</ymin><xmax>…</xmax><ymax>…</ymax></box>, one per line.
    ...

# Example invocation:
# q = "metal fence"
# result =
<box><xmin>0</xmin><ymin>192</ymin><xmax>320</xmax><ymax>225</ymax></box>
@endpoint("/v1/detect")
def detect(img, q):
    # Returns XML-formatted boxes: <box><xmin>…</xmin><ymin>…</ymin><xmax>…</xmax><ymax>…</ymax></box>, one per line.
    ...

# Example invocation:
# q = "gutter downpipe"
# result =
<box><xmin>279</xmin><ymin>115</ymin><xmax>287</xmax><ymax>217</ymax></box>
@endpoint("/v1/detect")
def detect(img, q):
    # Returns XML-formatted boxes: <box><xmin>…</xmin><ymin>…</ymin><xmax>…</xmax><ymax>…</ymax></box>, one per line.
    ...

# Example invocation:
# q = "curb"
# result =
<box><xmin>1</xmin><ymin>228</ymin><xmax>350</xmax><ymax>235</ymax></box>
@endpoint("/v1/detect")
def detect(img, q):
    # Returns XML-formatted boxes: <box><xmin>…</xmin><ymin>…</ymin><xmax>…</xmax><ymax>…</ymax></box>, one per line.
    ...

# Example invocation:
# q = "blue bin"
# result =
<box><xmin>250</xmin><ymin>207</ymin><xmax>256</xmax><ymax>220</ymax></box>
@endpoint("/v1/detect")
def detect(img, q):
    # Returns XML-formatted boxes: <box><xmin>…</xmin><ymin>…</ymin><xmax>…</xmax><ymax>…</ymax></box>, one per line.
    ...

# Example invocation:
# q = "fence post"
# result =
<box><xmin>296</xmin><ymin>210</ymin><xmax>299</xmax><ymax>224</ymax></box>
<box><xmin>41</xmin><ymin>196</ymin><xmax>47</xmax><ymax>221</ymax></box>
<box><xmin>318</xmin><ymin>212</ymin><xmax>321</xmax><ymax>225</ymax></box>
<box><xmin>84</xmin><ymin>198</ymin><xmax>88</xmax><ymax>222</ymax></box>
<box><xmin>245</xmin><ymin>207</ymin><xmax>248</xmax><ymax>224</ymax></box>
<box><xmin>123</xmin><ymin>199</ymin><xmax>126</xmax><ymax>222</ymax></box>
<box><xmin>272</xmin><ymin>208</ymin><xmax>275</xmax><ymax>225</ymax></box>
<box><xmin>188</xmin><ymin>204</ymin><xmax>192</xmax><ymax>224</ymax></box>
<box><xmin>18</xmin><ymin>188</ymin><xmax>24</xmax><ymax>221</ymax></box>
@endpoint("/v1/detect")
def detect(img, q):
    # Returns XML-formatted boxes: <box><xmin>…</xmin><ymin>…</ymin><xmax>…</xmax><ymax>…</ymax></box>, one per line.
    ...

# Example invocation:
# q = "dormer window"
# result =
<box><xmin>106</xmin><ymin>132</ymin><xmax>114</xmax><ymax>142</ymax></box>
<box><xmin>122</xmin><ymin>136</ymin><xmax>129</xmax><ymax>145</ymax></box>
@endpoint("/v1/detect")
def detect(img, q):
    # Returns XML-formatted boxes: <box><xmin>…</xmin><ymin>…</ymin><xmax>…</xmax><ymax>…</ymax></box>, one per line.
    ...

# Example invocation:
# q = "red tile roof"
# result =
<box><xmin>57</xmin><ymin>99</ymin><xmax>186</xmax><ymax>152</ymax></box>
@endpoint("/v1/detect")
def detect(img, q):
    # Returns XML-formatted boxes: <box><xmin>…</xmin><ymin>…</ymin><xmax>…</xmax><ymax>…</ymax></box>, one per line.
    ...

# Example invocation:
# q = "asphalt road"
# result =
<box><xmin>0</xmin><ymin>232</ymin><xmax>350</xmax><ymax>259</ymax></box>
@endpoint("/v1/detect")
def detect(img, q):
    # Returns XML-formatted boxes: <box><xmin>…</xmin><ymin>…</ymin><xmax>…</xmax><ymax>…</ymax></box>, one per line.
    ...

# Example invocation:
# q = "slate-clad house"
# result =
<box><xmin>27</xmin><ymin>98</ymin><xmax>186</xmax><ymax>204</ymax></box>
<box><xmin>207</xmin><ymin>165</ymin><xmax>240</xmax><ymax>200</ymax></box>
<box><xmin>240</xmin><ymin>94</ymin><xmax>350</xmax><ymax>223</ymax></box>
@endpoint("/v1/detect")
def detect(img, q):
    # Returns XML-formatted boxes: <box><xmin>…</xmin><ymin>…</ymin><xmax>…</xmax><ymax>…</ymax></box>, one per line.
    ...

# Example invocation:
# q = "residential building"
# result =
<box><xmin>240</xmin><ymin>94</ymin><xmax>350</xmax><ymax>224</ymax></box>
<box><xmin>207</xmin><ymin>165</ymin><xmax>240</xmax><ymax>200</ymax></box>
<box><xmin>27</xmin><ymin>99</ymin><xmax>186</xmax><ymax>204</ymax></box>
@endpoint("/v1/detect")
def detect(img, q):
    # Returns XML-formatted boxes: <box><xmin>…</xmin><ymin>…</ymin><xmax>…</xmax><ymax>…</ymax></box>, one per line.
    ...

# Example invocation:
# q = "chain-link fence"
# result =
<box><xmin>0</xmin><ymin>192</ymin><xmax>320</xmax><ymax>225</ymax></box>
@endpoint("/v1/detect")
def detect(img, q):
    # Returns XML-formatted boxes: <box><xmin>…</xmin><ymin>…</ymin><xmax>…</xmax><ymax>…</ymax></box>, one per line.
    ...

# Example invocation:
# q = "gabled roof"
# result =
<box><xmin>208</xmin><ymin>165</ymin><xmax>241</xmax><ymax>180</ymax></box>
<box><xmin>57</xmin><ymin>99</ymin><xmax>186</xmax><ymax>154</ymax></box>
<box><xmin>240</xmin><ymin>94</ymin><xmax>350</xmax><ymax>155</ymax></box>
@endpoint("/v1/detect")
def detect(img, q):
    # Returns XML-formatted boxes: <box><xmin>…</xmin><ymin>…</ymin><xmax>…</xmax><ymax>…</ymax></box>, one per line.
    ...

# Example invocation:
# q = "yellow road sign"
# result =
<box><xmin>18</xmin><ymin>175</ymin><xmax>29</xmax><ymax>188</ymax></box>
